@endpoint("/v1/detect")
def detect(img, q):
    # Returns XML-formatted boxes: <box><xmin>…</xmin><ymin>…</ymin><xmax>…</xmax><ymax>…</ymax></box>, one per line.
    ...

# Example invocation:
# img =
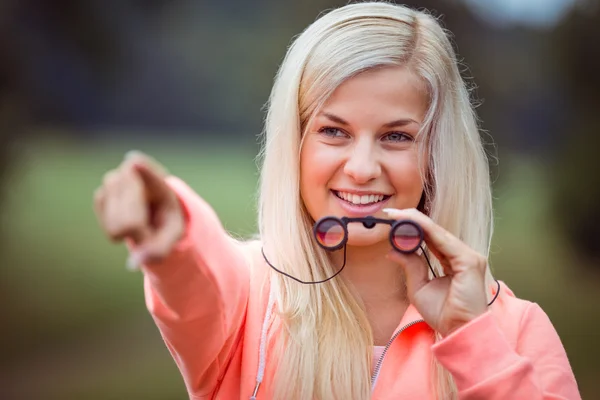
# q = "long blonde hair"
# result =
<box><xmin>257</xmin><ymin>2</ymin><xmax>493</xmax><ymax>399</ymax></box>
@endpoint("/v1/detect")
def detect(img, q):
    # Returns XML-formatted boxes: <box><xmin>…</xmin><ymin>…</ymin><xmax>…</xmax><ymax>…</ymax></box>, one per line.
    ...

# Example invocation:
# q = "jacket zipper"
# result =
<box><xmin>370</xmin><ymin>319</ymin><xmax>425</xmax><ymax>389</ymax></box>
<box><xmin>249</xmin><ymin>317</ymin><xmax>426</xmax><ymax>399</ymax></box>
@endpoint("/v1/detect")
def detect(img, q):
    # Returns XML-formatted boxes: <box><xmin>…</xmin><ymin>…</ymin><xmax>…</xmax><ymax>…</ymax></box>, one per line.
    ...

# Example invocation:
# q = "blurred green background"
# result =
<box><xmin>1</xmin><ymin>1</ymin><xmax>599</xmax><ymax>399</ymax></box>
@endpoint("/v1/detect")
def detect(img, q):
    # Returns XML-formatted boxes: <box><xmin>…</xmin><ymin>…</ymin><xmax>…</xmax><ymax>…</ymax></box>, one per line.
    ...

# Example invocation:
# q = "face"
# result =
<box><xmin>300</xmin><ymin>66</ymin><xmax>429</xmax><ymax>248</ymax></box>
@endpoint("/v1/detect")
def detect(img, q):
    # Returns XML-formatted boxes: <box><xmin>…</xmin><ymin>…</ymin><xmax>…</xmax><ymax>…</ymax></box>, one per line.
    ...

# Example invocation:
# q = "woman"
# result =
<box><xmin>93</xmin><ymin>2</ymin><xmax>580</xmax><ymax>399</ymax></box>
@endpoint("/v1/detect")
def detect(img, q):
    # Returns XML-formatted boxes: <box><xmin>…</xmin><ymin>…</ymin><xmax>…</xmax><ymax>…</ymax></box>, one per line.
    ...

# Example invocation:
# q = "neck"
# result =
<box><xmin>333</xmin><ymin>242</ymin><xmax>408</xmax><ymax>305</ymax></box>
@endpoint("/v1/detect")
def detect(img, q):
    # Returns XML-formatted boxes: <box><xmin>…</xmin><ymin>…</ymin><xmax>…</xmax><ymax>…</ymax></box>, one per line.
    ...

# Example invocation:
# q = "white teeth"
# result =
<box><xmin>335</xmin><ymin>191</ymin><xmax>387</xmax><ymax>205</ymax></box>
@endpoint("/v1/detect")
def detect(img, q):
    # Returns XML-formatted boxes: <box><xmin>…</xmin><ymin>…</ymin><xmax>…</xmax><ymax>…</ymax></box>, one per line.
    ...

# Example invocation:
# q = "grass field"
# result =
<box><xmin>0</xmin><ymin>137</ymin><xmax>597</xmax><ymax>399</ymax></box>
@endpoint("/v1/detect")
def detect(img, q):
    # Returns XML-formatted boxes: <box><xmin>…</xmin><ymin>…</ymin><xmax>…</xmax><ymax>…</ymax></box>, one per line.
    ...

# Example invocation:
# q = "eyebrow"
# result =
<box><xmin>320</xmin><ymin>112</ymin><xmax>420</xmax><ymax>128</ymax></box>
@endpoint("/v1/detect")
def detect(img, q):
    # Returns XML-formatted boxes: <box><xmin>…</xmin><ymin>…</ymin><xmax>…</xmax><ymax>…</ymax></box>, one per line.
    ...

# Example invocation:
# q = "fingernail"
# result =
<box><xmin>126</xmin><ymin>251</ymin><xmax>143</xmax><ymax>271</ymax></box>
<box><xmin>383</xmin><ymin>208</ymin><xmax>399</xmax><ymax>214</ymax></box>
<box><xmin>416</xmin><ymin>248</ymin><xmax>423</xmax><ymax>256</ymax></box>
<box><xmin>125</xmin><ymin>150</ymin><xmax>142</xmax><ymax>160</ymax></box>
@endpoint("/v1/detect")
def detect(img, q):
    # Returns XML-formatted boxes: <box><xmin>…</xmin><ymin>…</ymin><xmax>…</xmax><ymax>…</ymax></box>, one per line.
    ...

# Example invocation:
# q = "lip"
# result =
<box><xmin>331</xmin><ymin>190</ymin><xmax>392</xmax><ymax>217</ymax></box>
<box><xmin>332</xmin><ymin>188</ymin><xmax>391</xmax><ymax>196</ymax></box>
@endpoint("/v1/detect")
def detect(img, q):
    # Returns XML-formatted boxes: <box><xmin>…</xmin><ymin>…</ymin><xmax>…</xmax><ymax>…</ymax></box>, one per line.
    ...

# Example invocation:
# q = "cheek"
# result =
<box><xmin>387</xmin><ymin>151</ymin><xmax>424</xmax><ymax>202</ymax></box>
<box><xmin>300</xmin><ymin>140</ymin><xmax>341</xmax><ymax>215</ymax></box>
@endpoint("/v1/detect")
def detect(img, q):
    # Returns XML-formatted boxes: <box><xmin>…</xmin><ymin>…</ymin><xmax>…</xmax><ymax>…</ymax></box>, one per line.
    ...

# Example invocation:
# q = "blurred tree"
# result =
<box><xmin>551</xmin><ymin>4</ymin><xmax>600</xmax><ymax>266</ymax></box>
<box><xmin>0</xmin><ymin>0</ymin><xmax>126</xmax><ymax>369</ymax></box>
<box><xmin>2</xmin><ymin>0</ymin><xmax>597</xmax><ymax>264</ymax></box>
<box><xmin>0</xmin><ymin>1</ymin><xmax>24</xmax><ymax>233</ymax></box>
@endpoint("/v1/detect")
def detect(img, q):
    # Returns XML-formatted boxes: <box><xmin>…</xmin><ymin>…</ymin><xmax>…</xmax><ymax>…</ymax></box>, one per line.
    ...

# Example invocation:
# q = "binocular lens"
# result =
<box><xmin>391</xmin><ymin>222</ymin><xmax>422</xmax><ymax>253</ymax></box>
<box><xmin>315</xmin><ymin>218</ymin><xmax>345</xmax><ymax>249</ymax></box>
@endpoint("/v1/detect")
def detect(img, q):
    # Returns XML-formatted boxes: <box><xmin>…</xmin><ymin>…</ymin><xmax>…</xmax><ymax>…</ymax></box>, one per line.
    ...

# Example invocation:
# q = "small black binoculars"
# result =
<box><xmin>313</xmin><ymin>216</ymin><xmax>424</xmax><ymax>254</ymax></box>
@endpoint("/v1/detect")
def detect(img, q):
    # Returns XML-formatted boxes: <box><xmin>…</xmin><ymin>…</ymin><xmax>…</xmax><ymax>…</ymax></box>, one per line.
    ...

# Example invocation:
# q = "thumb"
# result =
<box><xmin>126</xmin><ymin>216</ymin><xmax>183</xmax><ymax>270</ymax></box>
<box><xmin>387</xmin><ymin>249</ymin><xmax>430</xmax><ymax>299</ymax></box>
<box><xmin>138</xmin><ymin>210</ymin><xmax>185</xmax><ymax>264</ymax></box>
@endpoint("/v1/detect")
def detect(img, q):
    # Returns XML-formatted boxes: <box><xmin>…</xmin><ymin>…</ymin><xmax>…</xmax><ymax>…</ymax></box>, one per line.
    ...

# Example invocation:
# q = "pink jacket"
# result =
<box><xmin>138</xmin><ymin>177</ymin><xmax>581</xmax><ymax>399</ymax></box>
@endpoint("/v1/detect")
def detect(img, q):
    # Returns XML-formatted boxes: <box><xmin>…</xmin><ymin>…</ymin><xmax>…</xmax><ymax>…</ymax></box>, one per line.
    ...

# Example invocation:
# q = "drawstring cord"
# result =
<box><xmin>250</xmin><ymin>286</ymin><xmax>275</xmax><ymax>399</ymax></box>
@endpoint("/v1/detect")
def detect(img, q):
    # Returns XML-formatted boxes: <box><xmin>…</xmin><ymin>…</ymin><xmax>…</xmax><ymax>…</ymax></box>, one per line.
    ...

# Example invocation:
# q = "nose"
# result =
<box><xmin>343</xmin><ymin>138</ymin><xmax>381</xmax><ymax>184</ymax></box>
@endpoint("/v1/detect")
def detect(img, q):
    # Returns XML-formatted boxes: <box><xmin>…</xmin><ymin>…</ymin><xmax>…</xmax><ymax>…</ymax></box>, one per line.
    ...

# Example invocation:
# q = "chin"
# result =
<box><xmin>345</xmin><ymin>224</ymin><xmax>389</xmax><ymax>247</ymax></box>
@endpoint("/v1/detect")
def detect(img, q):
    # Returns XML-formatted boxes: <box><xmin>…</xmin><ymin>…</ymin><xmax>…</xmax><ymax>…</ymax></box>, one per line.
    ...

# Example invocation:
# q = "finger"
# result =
<box><xmin>117</xmin><ymin>221</ymin><xmax>152</xmax><ymax>245</ymax></box>
<box><xmin>93</xmin><ymin>187</ymin><xmax>105</xmax><ymax>214</ymax></box>
<box><xmin>95</xmin><ymin>171</ymin><xmax>117</xmax><ymax>238</ymax></box>
<box><xmin>103</xmin><ymin>171</ymin><xmax>152</xmax><ymax>244</ymax></box>
<box><xmin>384</xmin><ymin>208</ymin><xmax>468</xmax><ymax>261</ymax></box>
<box><xmin>387</xmin><ymin>249</ymin><xmax>429</xmax><ymax>298</ymax></box>
<box><xmin>104</xmin><ymin>199</ymin><xmax>150</xmax><ymax>244</ymax></box>
<box><xmin>137</xmin><ymin>210</ymin><xmax>184</xmax><ymax>263</ymax></box>
<box><xmin>123</xmin><ymin>150</ymin><xmax>169</xmax><ymax>185</ymax></box>
<box><xmin>124</xmin><ymin>150</ymin><xmax>169</xmax><ymax>175</ymax></box>
<box><xmin>93</xmin><ymin>186</ymin><xmax>111</xmax><ymax>235</ymax></box>
<box><xmin>120</xmin><ymin>151</ymin><xmax>169</xmax><ymax>201</ymax></box>
<box><xmin>102</xmin><ymin>169</ymin><xmax>119</xmax><ymax>191</ymax></box>
<box><xmin>132</xmin><ymin>162</ymin><xmax>172</xmax><ymax>203</ymax></box>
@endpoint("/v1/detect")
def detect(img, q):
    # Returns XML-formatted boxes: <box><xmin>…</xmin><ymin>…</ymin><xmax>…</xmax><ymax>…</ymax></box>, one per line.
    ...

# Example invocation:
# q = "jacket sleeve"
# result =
<box><xmin>136</xmin><ymin>177</ymin><xmax>251</xmax><ymax>399</ymax></box>
<box><xmin>431</xmin><ymin>304</ymin><xmax>581</xmax><ymax>400</ymax></box>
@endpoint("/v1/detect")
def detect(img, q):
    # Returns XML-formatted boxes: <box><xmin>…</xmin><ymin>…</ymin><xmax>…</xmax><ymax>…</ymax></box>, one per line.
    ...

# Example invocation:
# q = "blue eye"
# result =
<box><xmin>382</xmin><ymin>132</ymin><xmax>413</xmax><ymax>142</ymax></box>
<box><xmin>318</xmin><ymin>127</ymin><xmax>347</xmax><ymax>138</ymax></box>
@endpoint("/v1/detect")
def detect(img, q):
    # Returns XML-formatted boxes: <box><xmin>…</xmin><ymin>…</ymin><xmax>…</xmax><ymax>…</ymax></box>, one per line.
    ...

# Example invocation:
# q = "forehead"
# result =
<box><xmin>319</xmin><ymin>66</ymin><xmax>429</xmax><ymax>123</ymax></box>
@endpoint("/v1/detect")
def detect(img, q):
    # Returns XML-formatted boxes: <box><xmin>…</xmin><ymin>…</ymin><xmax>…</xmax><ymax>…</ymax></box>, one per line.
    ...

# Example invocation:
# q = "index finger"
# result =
<box><xmin>122</xmin><ymin>150</ymin><xmax>168</xmax><ymax>175</ymax></box>
<box><xmin>121</xmin><ymin>151</ymin><xmax>171</xmax><ymax>200</ymax></box>
<box><xmin>383</xmin><ymin>208</ymin><xmax>467</xmax><ymax>261</ymax></box>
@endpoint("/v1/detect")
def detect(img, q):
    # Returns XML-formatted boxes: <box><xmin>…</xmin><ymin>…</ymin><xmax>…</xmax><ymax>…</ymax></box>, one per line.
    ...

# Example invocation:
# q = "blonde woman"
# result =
<box><xmin>93</xmin><ymin>2</ymin><xmax>580</xmax><ymax>399</ymax></box>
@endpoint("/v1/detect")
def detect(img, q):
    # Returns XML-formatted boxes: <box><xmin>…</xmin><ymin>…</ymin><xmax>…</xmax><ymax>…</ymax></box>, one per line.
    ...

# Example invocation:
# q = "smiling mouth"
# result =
<box><xmin>332</xmin><ymin>190</ymin><xmax>392</xmax><ymax>206</ymax></box>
